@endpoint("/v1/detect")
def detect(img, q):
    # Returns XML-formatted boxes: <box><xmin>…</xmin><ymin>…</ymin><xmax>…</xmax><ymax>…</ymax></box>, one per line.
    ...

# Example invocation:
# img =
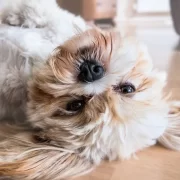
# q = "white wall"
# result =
<box><xmin>136</xmin><ymin>0</ymin><xmax>170</xmax><ymax>13</ymax></box>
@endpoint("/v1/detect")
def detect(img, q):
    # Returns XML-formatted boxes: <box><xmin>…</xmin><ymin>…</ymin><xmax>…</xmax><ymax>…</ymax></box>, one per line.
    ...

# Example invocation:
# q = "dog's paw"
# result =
<box><xmin>21</xmin><ymin>18</ymin><xmax>46</xmax><ymax>28</ymax></box>
<box><xmin>3</xmin><ymin>13</ymin><xmax>22</xmax><ymax>26</ymax></box>
<box><xmin>3</xmin><ymin>12</ymin><xmax>46</xmax><ymax>28</ymax></box>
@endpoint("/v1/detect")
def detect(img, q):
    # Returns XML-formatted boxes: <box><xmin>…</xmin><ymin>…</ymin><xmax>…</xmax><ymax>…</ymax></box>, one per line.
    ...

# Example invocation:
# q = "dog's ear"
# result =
<box><xmin>0</xmin><ymin>151</ymin><xmax>93</xmax><ymax>180</ymax></box>
<box><xmin>0</xmin><ymin>128</ymin><xmax>94</xmax><ymax>180</ymax></box>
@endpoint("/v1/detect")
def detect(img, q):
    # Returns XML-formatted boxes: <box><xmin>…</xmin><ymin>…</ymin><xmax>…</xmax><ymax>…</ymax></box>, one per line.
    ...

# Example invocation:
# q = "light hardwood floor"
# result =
<box><xmin>75</xmin><ymin>22</ymin><xmax>180</xmax><ymax>180</ymax></box>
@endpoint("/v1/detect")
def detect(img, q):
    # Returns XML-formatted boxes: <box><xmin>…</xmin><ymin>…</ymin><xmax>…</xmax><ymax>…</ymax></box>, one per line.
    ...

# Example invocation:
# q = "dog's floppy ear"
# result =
<box><xmin>0</xmin><ymin>128</ymin><xmax>94</xmax><ymax>180</ymax></box>
<box><xmin>0</xmin><ymin>151</ymin><xmax>93</xmax><ymax>180</ymax></box>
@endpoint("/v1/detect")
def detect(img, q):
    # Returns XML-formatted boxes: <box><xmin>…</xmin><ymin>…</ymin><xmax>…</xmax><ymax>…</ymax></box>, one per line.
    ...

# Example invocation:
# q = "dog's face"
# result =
<box><xmin>27</xmin><ymin>28</ymin><xmax>167</xmax><ymax>152</ymax></box>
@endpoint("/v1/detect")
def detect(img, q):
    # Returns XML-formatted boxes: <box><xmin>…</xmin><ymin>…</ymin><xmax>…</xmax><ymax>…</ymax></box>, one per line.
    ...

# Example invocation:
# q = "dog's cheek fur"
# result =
<box><xmin>27</xmin><ymin>94</ymin><xmax>108</xmax><ymax>149</ymax></box>
<box><xmin>102</xmin><ymin>51</ymin><xmax>169</xmax><ymax>159</ymax></box>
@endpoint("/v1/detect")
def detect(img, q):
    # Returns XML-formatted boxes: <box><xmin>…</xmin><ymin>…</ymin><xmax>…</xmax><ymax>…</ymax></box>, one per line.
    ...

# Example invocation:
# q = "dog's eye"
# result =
<box><xmin>66</xmin><ymin>100</ymin><xmax>85</xmax><ymax>112</ymax></box>
<box><xmin>120</xmin><ymin>83</ymin><xmax>135</xmax><ymax>94</ymax></box>
<box><xmin>113</xmin><ymin>83</ymin><xmax>136</xmax><ymax>94</ymax></box>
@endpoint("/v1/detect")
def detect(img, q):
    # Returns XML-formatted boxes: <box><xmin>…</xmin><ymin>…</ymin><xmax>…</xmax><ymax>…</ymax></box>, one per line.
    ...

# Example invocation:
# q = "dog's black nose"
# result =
<box><xmin>78</xmin><ymin>61</ymin><xmax>104</xmax><ymax>83</ymax></box>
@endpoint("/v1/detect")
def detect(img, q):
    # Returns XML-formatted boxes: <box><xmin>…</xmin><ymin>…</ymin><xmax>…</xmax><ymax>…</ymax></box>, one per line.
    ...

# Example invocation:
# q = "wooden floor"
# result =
<box><xmin>75</xmin><ymin>21</ymin><xmax>180</xmax><ymax>180</ymax></box>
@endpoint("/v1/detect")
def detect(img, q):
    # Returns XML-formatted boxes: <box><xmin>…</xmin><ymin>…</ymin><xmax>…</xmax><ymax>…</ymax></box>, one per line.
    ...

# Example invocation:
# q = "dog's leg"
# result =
<box><xmin>1</xmin><ymin>0</ymin><xmax>86</xmax><ymax>31</ymax></box>
<box><xmin>0</xmin><ymin>128</ymin><xmax>94</xmax><ymax>180</ymax></box>
<box><xmin>158</xmin><ymin>101</ymin><xmax>180</xmax><ymax>150</ymax></box>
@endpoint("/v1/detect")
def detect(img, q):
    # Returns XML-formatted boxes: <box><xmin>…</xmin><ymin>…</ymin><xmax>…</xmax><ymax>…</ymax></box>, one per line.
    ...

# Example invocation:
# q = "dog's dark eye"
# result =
<box><xmin>66</xmin><ymin>100</ymin><xmax>85</xmax><ymax>112</ymax></box>
<box><xmin>120</xmin><ymin>83</ymin><xmax>135</xmax><ymax>94</ymax></box>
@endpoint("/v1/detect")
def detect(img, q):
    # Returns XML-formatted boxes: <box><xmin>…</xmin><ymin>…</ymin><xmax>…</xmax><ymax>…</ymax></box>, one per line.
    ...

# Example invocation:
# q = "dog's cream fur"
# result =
<box><xmin>0</xmin><ymin>0</ymin><xmax>180</xmax><ymax>180</ymax></box>
<box><xmin>0</xmin><ymin>0</ymin><xmax>87</xmax><ymax>122</ymax></box>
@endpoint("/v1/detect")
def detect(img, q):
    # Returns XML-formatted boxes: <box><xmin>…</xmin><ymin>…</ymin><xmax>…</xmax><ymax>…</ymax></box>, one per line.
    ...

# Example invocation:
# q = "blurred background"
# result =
<box><xmin>58</xmin><ymin>0</ymin><xmax>180</xmax><ymax>100</ymax></box>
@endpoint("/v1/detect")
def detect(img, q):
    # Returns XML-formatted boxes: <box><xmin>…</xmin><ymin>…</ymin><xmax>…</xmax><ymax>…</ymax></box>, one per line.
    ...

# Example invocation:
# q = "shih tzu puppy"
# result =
<box><xmin>0</xmin><ymin>0</ymin><xmax>180</xmax><ymax>180</ymax></box>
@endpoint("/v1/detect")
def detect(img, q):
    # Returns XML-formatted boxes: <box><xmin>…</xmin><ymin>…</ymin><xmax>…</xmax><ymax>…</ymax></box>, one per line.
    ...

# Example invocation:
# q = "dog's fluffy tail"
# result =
<box><xmin>158</xmin><ymin>101</ymin><xmax>180</xmax><ymax>150</ymax></box>
<box><xmin>0</xmin><ymin>127</ymin><xmax>94</xmax><ymax>180</ymax></box>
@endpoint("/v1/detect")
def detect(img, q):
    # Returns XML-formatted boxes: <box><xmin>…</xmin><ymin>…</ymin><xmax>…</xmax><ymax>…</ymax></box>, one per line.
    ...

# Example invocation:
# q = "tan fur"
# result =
<box><xmin>0</xmin><ymin>28</ymin><xmax>179</xmax><ymax>180</ymax></box>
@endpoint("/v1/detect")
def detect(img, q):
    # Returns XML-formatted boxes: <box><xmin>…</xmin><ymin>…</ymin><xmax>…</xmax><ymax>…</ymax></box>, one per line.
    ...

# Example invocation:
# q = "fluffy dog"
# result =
<box><xmin>0</xmin><ymin>0</ymin><xmax>180</xmax><ymax>180</ymax></box>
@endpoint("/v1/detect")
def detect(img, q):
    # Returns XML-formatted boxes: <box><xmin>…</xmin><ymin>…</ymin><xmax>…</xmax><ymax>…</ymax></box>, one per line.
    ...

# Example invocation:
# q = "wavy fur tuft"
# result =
<box><xmin>0</xmin><ymin>127</ymin><xmax>94</xmax><ymax>180</ymax></box>
<box><xmin>158</xmin><ymin>101</ymin><xmax>180</xmax><ymax>150</ymax></box>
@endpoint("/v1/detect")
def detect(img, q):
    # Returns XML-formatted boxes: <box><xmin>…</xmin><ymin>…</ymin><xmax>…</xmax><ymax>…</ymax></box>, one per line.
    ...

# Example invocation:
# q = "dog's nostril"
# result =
<box><xmin>78</xmin><ymin>61</ymin><xmax>104</xmax><ymax>83</ymax></box>
<box><xmin>92</xmin><ymin>65</ymin><xmax>104</xmax><ymax>74</ymax></box>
